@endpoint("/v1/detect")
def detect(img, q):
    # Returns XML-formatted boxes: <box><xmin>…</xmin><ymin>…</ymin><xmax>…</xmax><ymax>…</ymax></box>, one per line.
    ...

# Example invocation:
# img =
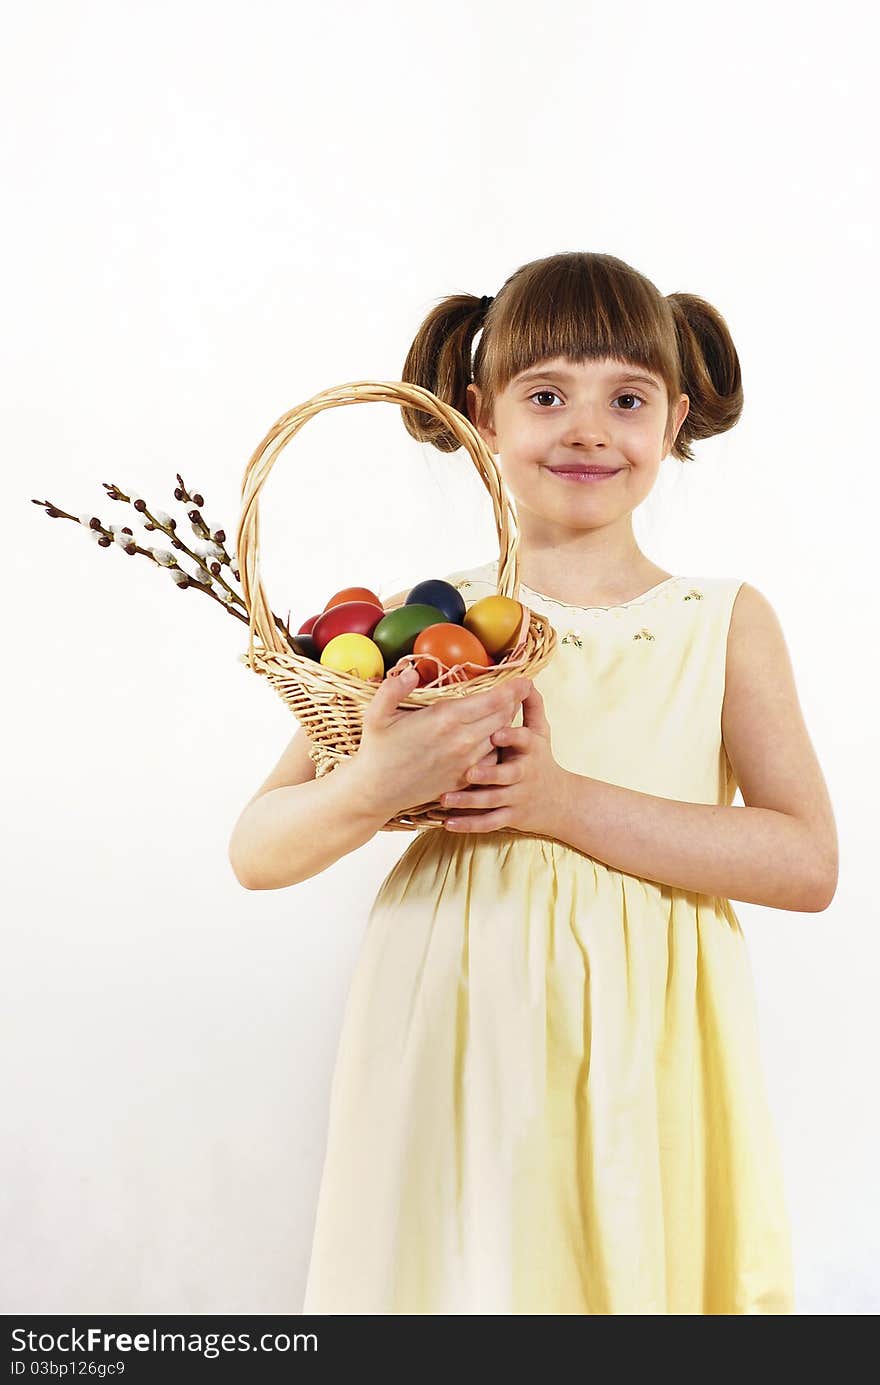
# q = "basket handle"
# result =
<box><xmin>234</xmin><ymin>380</ymin><xmax>524</xmax><ymax>666</ymax></box>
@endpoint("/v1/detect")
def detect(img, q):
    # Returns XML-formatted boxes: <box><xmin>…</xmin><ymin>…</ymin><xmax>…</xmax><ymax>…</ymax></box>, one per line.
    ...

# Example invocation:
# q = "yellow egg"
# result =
<box><xmin>320</xmin><ymin>632</ymin><xmax>385</xmax><ymax>680</ymax></box>
<box><xmin>462</xmin><ymin>595</ymin><xmax>525</xmax><ymax>656</ymax></box>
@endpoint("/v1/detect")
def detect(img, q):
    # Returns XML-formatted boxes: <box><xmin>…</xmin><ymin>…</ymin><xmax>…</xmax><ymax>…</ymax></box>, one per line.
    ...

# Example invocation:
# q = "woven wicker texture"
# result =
<box><xmin>235</xmin><ymin>380</ymin><xmax>558</xmax><ymax>830</ymax></box>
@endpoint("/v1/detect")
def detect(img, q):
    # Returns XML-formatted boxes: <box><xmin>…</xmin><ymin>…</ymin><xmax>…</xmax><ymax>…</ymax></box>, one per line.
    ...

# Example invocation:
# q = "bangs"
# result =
<box><xmin>477</xmin><ymin>253</ymin><xmax>680</xmax><ymax>399</ymax></box>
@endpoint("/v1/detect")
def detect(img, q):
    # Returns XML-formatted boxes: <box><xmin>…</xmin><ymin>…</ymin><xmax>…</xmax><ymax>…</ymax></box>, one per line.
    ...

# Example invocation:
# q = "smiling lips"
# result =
<box><xmin>546</xmin><ymin>465</ymin><xmax>622</xmax><ymax>481</ymax></box>
<box><xmin>550</xmin><ymin>466</ymin><xmax>619</xmax><ymax>474</ymax></box>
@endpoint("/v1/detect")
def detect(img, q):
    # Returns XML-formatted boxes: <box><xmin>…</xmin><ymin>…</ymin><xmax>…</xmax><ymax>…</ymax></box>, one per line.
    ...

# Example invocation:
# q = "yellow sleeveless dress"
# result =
<box><xmin>302</xmin><ymin>558</ymin><xmax>795</xmax><ymax>1315</ymax></box>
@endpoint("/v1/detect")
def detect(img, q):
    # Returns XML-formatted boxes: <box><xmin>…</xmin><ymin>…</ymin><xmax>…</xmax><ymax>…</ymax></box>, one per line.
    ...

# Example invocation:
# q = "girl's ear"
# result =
<box><xmin>465</xmin><ymin>382</ymin><xmax>482</xmax><ymax>428</ymax></box>
<box><xmin>467</xmin><ymin>383</ymin><xmax>496</xmax><ymax>449</ymax></box>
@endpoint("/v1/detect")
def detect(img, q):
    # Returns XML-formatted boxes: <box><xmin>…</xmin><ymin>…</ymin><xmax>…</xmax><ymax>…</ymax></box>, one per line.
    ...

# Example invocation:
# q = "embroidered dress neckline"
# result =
<box><xmin>515</xmin><ymin>574</ymin><xmax>683</xmax><ymax>612</ymax></box>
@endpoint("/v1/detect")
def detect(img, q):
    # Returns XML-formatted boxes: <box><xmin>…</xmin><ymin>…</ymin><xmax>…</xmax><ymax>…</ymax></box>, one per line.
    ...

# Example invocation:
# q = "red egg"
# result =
<box><xmin>311</xmin><ymin>600</ymin><xmax>386</xmax><ymax>654</ymax></box>
<box><xmin>412</xmin><ymin>622</ymin><xmax>491</xmax><ymax>683</ymax></box>
<box><xmin>297</xmin><ymin>613</ymin><xmax>320</xmax><ymax>635</ymax></box>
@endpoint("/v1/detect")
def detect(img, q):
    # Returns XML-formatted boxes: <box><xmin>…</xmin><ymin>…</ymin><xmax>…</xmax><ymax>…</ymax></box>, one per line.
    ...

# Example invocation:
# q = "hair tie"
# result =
<box><xmin>479</xmin><ymin>294</ymin><xmax>494</xmax><ymax>313</ymax></box>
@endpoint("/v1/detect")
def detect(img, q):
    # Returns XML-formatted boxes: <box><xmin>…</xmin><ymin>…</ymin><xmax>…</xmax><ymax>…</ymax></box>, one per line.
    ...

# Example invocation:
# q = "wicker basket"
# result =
<box><xmin>235</xmin><ymin>379</ymin><xmax>558</xmax><ymax>831</ymax></box>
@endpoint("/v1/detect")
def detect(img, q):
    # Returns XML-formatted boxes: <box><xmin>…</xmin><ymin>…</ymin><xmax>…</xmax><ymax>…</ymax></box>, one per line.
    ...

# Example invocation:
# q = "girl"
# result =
<box><xmin>229</xmin><ymin>251</ymin><xmax>838</xmax><ymax>1313</ymax></box>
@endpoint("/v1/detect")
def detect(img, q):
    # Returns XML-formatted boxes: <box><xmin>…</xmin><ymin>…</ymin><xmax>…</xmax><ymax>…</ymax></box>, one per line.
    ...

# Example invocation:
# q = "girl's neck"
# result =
<box><xmin>515</xmin><ymin>551</ymin><xmax>673</xmax><ymax>608</ymax></box>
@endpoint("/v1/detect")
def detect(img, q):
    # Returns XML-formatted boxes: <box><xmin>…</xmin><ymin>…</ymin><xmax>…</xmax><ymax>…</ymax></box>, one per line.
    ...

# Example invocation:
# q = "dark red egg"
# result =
<box><xmin>311</xmin><ymin>600</ymin><xmax>386</xmax><ymax>654</ymax></box>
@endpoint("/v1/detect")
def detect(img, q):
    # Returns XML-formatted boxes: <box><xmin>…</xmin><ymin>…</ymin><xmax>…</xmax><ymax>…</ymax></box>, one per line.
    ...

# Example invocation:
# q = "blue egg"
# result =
<box><xmin>405</xmin><ymin>579</ymin><xmax>466</xmax><ymax>625</ymax></box>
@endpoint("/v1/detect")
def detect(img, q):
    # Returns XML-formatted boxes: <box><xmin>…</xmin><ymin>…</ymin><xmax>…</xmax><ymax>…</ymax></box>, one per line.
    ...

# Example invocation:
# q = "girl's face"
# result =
<box><xmin>467</xmin><ymin>354</ymin><xmax>689</xmax><ymax>532</ymax></box>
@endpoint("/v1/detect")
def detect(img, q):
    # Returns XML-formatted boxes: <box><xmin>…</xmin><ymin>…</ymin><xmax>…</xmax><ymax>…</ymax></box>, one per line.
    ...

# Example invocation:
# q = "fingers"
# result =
<box><xmin>452</xmin><ymin>677</ymin><xmax>531</xmax><ymax>726</ymax></box>
<box><xmin>459</xmin><ymin>695</ymin><xmax>527</xmax><ymax>746</ymax></box>
<box><xmin>371</xmin><ymin>666</ymin><xmax>419</xmax><ymax>720</ymax></box>
<box><xmin>476</xmin><ymin>746</ymin><xmax>501</xmax><ymax>766</ymax></box>
<box><xmin>445</xmin><ymin>806</ymin><xmax>512</xmax><ymax>833</ymax></box>
<box><xmin>461</xmin><ymin>758</ymin><xmax>519</xmax><ymax>788</ymax></box>
<box><xmin>490</xmin><ymin>725</ymin><xmax>530</xmax><ymax>749</ymax></box>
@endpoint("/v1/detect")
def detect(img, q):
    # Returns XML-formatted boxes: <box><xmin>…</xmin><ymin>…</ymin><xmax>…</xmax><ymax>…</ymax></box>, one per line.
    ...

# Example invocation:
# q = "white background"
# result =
<box><xmin>4</xmin><ymin>0</ymin><xmax>876</xmax><ymax>1315</ymax></box>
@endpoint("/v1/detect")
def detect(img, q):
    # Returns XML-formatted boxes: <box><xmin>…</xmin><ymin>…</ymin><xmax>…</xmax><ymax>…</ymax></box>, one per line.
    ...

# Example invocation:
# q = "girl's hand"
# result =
<box><xmin>354</xmin><ymin>668</ymin><xmax>533</xmax><ymax>821</ymax></box>
<box><xmin>439</xmin><ymin>681</ymin><xmax>563</xmax><ymax>834</ymax></box>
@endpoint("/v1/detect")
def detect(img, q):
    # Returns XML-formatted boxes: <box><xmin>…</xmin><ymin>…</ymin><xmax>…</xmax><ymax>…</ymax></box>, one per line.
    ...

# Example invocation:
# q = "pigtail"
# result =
<box><xmin>400</xmin><ymin>294</ymin><xmax>491</xmax><ymax>452</ymax></box>
<box><xmin>665</xmin><ymin>293</ymin><xmax>744</xmax><ymax>462</ymax></box>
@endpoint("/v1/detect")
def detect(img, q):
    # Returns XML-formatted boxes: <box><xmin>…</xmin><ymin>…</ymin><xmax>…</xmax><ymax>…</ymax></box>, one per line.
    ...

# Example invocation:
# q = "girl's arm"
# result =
<box><xmin>542</xmin><ymin>584</ymin><xmax>838</xmax><ymax>912</ymax></box>
<box><xmin>229</xmin><ymin>586</ymin><xmax>415</xmax><ymax>891</ymax></box>
<box><xmin>228</xmin><ymin>728</ymin><xmax>393</xmax><ymax>890</ymax></box>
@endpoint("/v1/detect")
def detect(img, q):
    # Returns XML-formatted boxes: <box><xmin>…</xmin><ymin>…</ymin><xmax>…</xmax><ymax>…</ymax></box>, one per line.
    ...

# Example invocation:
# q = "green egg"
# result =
<box><xmin>371</xmin><ymin>604</ymin><xmax>448</xmax><ymax>670</ymax></box>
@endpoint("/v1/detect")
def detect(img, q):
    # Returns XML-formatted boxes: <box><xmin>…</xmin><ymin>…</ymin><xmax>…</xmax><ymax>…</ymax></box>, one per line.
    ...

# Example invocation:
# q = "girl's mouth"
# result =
<box><xmin>545</xmin><ymin>466</ymin><xmax>623</xmax><ymax>483</ymax></box>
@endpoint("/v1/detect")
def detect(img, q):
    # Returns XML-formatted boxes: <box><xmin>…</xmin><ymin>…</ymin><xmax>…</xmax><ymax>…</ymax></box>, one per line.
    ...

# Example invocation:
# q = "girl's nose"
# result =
<box><xmin>559</xmin><ymin>407</ymin><xmax>611</xmax><ymax>447</ymax></box>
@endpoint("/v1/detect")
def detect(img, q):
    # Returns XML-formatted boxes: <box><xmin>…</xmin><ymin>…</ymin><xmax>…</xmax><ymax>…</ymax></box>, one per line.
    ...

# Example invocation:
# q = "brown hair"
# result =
<box><xmin>400</xmin><ymin>250</ymin><xmax>743</xmax><ymax>463</ymax></box>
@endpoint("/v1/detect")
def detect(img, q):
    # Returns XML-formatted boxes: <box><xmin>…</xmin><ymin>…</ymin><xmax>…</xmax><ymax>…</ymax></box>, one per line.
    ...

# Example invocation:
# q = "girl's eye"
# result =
<box><xmin>528</xmin><ymin>390</ymin><xmax>646</xmax><ymax>411</ymax></box>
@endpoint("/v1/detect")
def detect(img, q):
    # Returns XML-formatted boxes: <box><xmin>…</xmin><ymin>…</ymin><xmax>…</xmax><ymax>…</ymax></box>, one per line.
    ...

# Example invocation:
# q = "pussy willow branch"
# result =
<box><xmin>30</xmin><ymin>472</ymin><xmax>298</xmax><ymax>651</ymax></box>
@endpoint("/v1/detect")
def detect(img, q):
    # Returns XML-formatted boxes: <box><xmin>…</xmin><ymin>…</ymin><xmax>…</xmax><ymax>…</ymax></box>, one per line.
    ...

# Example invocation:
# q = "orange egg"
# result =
<box><xmin>412</xmin><ymin>622</ymin><xmax>491</xmax><ymax>684</ymax></box>
<box><xmin>324</xmin><ymin>586</ymin><xmax>382</xmax><ymax>611</ymax></box>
